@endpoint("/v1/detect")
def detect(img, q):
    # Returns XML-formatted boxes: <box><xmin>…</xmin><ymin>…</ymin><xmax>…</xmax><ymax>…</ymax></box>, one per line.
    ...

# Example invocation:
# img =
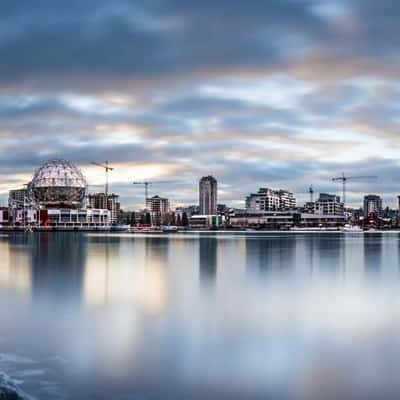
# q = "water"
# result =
<box><xmin>0</xmin><ymin>232</ymin><xmax>400</xmax><ymax>399</ymax></box>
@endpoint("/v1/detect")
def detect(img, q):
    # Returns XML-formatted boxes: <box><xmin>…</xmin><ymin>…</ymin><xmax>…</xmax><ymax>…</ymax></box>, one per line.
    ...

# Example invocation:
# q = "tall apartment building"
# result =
<box><xmin>246</xmin><ymin>188</ymin><xmax>296</xmax><ymax>211</ymax></box>
<box><xmin>363</xmin><ymin>194</ymin><xmax>382</xmax><ymax>217</ymax></box>
<box><xmin>146</xmin><ymin>195</ymin><xmax>170</xmax><ymax>225</ymax></box>
<box><xmin>314</xmin><ymin>193</ymin><xmax>344</xmax><ymax>216</ymax></box>
<box><xmin>87</xmin><ymin>193</ymin><xmax>120</xmax><ymax>223</ymax></box>
<box><xmin>199</xmin><ymin>176</ymin><xmax>217</xmax><ymax>215</ymax></box>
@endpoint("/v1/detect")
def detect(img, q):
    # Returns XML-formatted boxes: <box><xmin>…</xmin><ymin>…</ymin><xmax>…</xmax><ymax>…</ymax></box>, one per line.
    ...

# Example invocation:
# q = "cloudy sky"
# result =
<box><xmin>1</xmin><ymin>0</ymin><xmax>400</xmax><ymax>210</ymax></box>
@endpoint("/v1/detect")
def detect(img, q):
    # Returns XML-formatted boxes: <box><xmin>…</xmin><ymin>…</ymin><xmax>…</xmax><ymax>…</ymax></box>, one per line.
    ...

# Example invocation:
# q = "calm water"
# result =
<box><xmin>1</xmin><ymin>232</ymin><xmax>400</xmax><ymax>399</ymax></box>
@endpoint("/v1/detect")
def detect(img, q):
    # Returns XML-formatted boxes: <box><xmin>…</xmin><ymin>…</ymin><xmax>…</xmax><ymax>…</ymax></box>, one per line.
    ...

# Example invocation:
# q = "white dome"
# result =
<box><xmin>31</xmin><ymin>159</ymin><xmax>86</xmax><ymax>188</ymax></box>
<box><xmin>31</xmin><ymin>159</ymin><xmax>87</xmax><ymax>207</ymax></box>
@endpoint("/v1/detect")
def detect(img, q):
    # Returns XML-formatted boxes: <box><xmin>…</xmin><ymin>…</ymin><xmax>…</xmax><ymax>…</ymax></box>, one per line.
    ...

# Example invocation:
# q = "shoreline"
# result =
<box><xmin>1</xmin><ymin>228</ymin><xmax>399</xmax><ymax>234</ymax></box>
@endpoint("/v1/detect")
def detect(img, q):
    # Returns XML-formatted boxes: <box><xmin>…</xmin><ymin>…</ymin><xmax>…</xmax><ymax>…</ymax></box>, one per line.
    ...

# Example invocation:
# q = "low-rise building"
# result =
<box><xmin>315</xmin><ymin>193</ymin><xmax>344</xmax><ymax>216</ymax></box>
<box><xmin>189</xmin><ymin>215</ymin><xmax>223</xmax><ymax>229</ymax></box>
<box><xmin>0</xmin><ymin>207</ymin><xmax>9</xmax><ymax>225</ymax></box>
<box><xmin>175</xmin><ymin>205</ymin><xmax>199</xmax><ymax>217</ymax></box>
<box><xmin>228</xmin><ymin>210</ymin><xmax>344</xmax><ymax>229</ymax></box>
<box><xmin>45</xmin><ymin>208</ymin><xmax>111</xmax><ymax>227</ymax></box>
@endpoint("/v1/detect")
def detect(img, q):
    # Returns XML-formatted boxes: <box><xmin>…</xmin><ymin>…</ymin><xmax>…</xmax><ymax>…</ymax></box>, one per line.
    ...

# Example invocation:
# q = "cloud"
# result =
<box><xmin>0</xmin><ymin>1</ymin><xmax>399</xmax><ymax>209</ymax></box>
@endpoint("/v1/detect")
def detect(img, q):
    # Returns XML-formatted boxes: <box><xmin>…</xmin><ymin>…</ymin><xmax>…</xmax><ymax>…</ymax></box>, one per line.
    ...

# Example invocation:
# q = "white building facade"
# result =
<box><xmin>246</xmin><ymin>188</ymin><xmax>296</xmax><ymax>211</ymax></box>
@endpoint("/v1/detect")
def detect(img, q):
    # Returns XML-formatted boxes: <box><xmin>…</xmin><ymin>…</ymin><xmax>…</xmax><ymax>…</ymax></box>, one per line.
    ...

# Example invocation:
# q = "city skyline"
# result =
<box><xmin>1</xmin><ymin>1</ymin><xmax>400</xmax><ymax>209</ymax></box>
<box><xmin>5</xmin><ymin>158</ymin><xmax>397</xmax><ymax>213</ymax></box>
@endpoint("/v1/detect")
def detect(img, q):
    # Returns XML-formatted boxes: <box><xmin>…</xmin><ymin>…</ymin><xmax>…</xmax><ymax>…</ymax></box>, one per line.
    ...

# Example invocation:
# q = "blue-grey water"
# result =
<box><xmin>0</xmin><ymin>232</ymin><xmax>400</xmax><ymax>399</ymax></box>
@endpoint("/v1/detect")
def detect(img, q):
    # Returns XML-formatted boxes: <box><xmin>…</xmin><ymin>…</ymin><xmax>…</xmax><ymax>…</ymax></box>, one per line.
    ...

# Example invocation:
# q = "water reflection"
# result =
<box><xmin>30</xmin><ymin>232</ymin><xmax>87</xmax><ymax>302</ymax></box>
<box><xmin>0</xmin><ymin>232</ymin><xmax>400</xmax><ymax>400</ymax></box>
<box><xmin>199</xmin><ymin>238</ymin><xmax>218</xmax><ymax>287</ymax></box>
<box><xmin>83</xmin><ymin>234</ymin><xmax>167</xmax><ymax>313</ymax></box>
<box><xmin>364</xmin><ymin>233</ymin><xmax>382</xmax><ymax>278</ymax></box>
<box><xmin>245</xmin><ymin>235</ymin><xmax>296</xmax><ymax>277</ymax></box>
<box><xmin>313</xmin><ymin>234</ymin><xmax>345</xmax><ymax>276</ymax></box>
<box><xmin>0</xmin><ymin>234</ymin><xmax>31</xmax><ymax>295</ymax></box>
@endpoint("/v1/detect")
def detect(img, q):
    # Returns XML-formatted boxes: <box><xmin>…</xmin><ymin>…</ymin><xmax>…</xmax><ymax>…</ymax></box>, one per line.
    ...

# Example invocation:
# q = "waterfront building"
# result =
<box><xmin>0</xmin><ymin>207</ymin><xmax>9</xmax><ymax>225</ymax></box>
<box><xmin>9</xmin><ymin>208</ymin><xmax>39</xmax><ymax>226</ymax></box>
<box><xmin>199</xmin><ymin>176</ymin><xmax>217</xmax><ymax>215</ymax></box>
<box><xmin>8</xmin><ymin>187</ymin><xmax>34</xmax><ymax>225</ymax></box>
<box><xmin>8</xmin><ymin>188</ymin><xmax>30</xmax><ymax>206</ymax></box>
<box><xmin>30</xmin><ymin>159</ymin><xmax>86</xmax><ymax>208</ymax></box>
<box><xmin>175</xmin><ymin>205</ymin><xmax>199</xmax><ymax>217</ymax></box>
<box><xmin>363</xmin><ymin>194</ymin><xmax>382</xmax><ymax>217</ymax></box>
<box><xmin>146</xmin><ymin>195</ymin><xmax>170</xmax><ymax>225</ymax></box>
<box><xmin>228</xmin><ymin>210</ymin><xmax>344</xmax><ymax>229</ymax></box>
<box><xmin>87</xmin><ymin>193</ymin><xmax>120</xmax><ymax>223</ymax></box>
<box><xmin>7</xmin><ymin>159</ymin><xmax>113</xmax><ymax>229</ymax></box>
<box><xmin>189</xmin><ymin>215</ymin><xmax>223</xmax><ymax>229</ymax></box>
<box><xmin>246</xmin><ymin>188</ymin><xmax>296</xmax><ymax>212</ymax></box>
<box><xmin>44</xmin><ymin>208</ymin><xmax>111</xmax><ymax>227</ymax></box>
<box><xmin>314</xmin><ymin>193</ymin><xmax>344</xmax><ymax>216</ymax></box>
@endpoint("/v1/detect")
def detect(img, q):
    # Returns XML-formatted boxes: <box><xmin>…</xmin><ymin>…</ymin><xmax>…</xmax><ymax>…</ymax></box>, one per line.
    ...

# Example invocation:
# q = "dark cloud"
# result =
<box><xmin>0</xmin><ymin>0</ymin><xmax>332</xmax><ymax>90</ymax></box>
<box><xmin>0</xmin><ymin>0</ymin><xmax>400</xmax><ymax>209</ymax></box>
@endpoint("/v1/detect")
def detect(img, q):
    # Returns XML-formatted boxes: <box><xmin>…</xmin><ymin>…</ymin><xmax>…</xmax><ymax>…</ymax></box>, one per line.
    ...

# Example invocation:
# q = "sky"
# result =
<box><xmin>1</xmin><ymin>0</ymin><xmax>400</xmax><ymax>210</ymax></box>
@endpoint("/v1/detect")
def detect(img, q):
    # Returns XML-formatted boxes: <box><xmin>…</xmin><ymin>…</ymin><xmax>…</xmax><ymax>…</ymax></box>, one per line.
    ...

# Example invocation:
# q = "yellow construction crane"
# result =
<box><xmin>331</xmin><ymin>173</ymin><xmax>377</xmax><ymax>207</ymax></box>
<box><xmin>91</xmin><ymin>161</ymin><xmax>114</xmax><ymax>197</ymax></box>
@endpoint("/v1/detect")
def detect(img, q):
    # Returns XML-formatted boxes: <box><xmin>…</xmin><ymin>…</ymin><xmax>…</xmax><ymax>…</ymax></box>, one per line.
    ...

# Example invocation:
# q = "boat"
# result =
<box><xmin>161</xmin><ymin>225</ymin><xmax>179</xmax><ymax>233</ymax></box>
<box><xmin>342</xmin><ymin>224</ymin><xmax>363</xmax><ymax>232</ymax></box>
<box><xmin>110</xmin><ymin>224</ymin><xmax>130</xmax><ymax>232</ymax></box>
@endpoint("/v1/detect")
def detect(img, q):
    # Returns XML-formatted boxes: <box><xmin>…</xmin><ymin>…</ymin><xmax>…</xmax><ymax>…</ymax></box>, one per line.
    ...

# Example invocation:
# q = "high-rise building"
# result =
<box><xmin>246</xmin><ymin>188</ymin><xmax>296</xmax><ymax>211</ymax></box>
<box><xmin>363</xmin><ymin>194</ymin><xmax>382</xmax><ymax>217</ymax></box>
<box><xmin>199</xmin><ymin>176</ymin><xmax>217</xmax><ymax>215</ymax></box>
<box><xmin>315</xmin><ymin>193</ymin><xmax>344</xmax><ymax>216</ymax></box>
<box><xmin>87</xmin><ymin>193</ymin><xmax>120</xmax><ymax>223</ymax></box>
<box><xmin>146</xmin><ymin>195</ymin><xmax>170</xmax><ymax>225</ymax></box>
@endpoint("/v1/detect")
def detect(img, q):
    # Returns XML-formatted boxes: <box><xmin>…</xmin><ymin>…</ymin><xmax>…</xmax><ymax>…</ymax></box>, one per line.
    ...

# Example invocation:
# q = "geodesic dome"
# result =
<box><xmin>30</xmin><ymin>159</ymin><xmax>87</xmax><ymax>207</ymax></box>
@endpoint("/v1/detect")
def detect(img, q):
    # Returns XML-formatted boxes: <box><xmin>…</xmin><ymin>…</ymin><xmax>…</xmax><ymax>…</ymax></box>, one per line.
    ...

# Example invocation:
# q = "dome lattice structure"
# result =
<box><xmin>30</xmin><ymin>159</ymin><xmax>87</xmax><ymax>207</ymax></box>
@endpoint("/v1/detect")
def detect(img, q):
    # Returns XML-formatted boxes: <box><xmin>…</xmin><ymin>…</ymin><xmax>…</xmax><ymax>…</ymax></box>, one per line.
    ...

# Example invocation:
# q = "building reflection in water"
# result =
<box><xmin>311</xmin><ymin>233</ymin><xmax>345</xmax><ymax>278</ymax></box>
<box><xmin>83</xmin><ymin>235</ymin><xmax>167</xmax><ymax>314</ymax></box>
<box><xmin>364</xmin><ymin>233</ymin><xmax>382</xmax><ymax>278</ymax></box>
<box><xmin>30</xmin><ymin>232</ymin><xmax>87</xmax><ymax>302</ymax></box>
<box><xmin>0</xmin><ymin>234</ymin><xmax>32</xmax><ymax>295</ymax></box>
<box><xmin>245</xmin><ymin>235</ymin><xmax>296</xmax><ymax>277</ymax></box>
<box><xmin>199</xmin><ymin>237</ymin><xmax>218</xmax><ymax>288</ymax></box>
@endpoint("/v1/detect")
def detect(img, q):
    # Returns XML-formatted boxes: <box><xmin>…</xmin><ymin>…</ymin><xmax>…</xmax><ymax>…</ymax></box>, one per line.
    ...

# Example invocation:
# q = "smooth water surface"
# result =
<box><xmin>0</xmin><ymin>232</ymin><xmax>400</xmax><ymax>399</ymax></box>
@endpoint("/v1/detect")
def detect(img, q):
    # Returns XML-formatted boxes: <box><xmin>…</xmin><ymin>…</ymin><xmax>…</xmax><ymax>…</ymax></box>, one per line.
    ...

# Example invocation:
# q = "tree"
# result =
<box><xmin>182</xmin><ymin>212</ymin><xmax>189</xmax><ymax>227</ymax></box>
<box><xmin>144</xmin><ymin>212</ymin><xmax>152</xmax><ymax>225</ymax></box>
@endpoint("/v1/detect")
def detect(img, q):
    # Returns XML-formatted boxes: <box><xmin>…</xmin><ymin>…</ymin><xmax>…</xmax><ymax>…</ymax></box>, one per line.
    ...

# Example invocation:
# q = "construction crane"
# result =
<box><xmin>331</xmin><ymin>173</ymin><xmax>377</xmax><ymax>206</ymax></box>
<box><xmin>133</xmin><ymin>181</ymin><xmax>173</xmax><ymax>209</ymax></box>
<box><xmin>309</xmin><ymin>185</ymin><xmax>314</xmax><ymax>203</ymax></box>
<box><xmin>91</xmin><ymin>161</ymin><xmax>114</xmax><ymax>197</ymax></box>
